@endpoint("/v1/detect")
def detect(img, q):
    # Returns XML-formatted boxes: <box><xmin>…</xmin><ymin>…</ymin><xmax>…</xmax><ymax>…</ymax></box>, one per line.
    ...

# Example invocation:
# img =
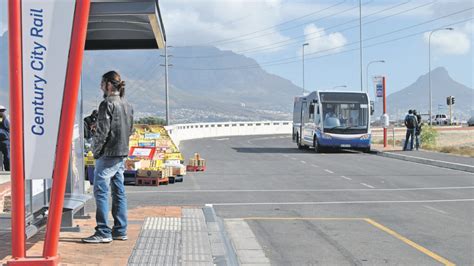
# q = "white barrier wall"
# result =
<box><xmin>166</xmin><ymin>121</ymin><xmax>292</xmax><ymax>146</ymax></box>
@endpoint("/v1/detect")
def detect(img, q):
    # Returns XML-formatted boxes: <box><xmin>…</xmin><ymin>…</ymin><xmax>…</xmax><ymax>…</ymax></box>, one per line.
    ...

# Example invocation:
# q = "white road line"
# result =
<box><xmin>341</xmin><ymin>176</ymin><xmax>352</xmax><ymax>180</ymax></box>
<box><xmin>423</xmin><ymin>205</ymin><xmax>448</xmax><ymax>214</ymax></box>
<box><xmin>311</xmin><ymin>164</ymin><xmax>319</xmax><ymax>168</ymax></box>
<box><xmin>300</xmin><ymin>161</ymin><xmax>307</xmax><ymax>164</ymax></box>
<box><xmin>360</xmin><ymin>183</ymin><xmax>375</xmax><ymax>189</ymax></box>
<box><xmin>290</xmin><ymin>157</ymin><xmax>297</xmax><ymax>160</ymax></box>
<box><xmin>211</xmin><ymin>199</ymin><xmax>474</xmax><ymax>206</ymax></box>
<box><xmin>324</xmin><ymin>169</ymin><xmax>334</xmax><ymax>174</ymax></box>
<box><xmin>127</xmin><ymin>186</ymin><xmax>474</xmax><ymax>194</ymax></box>
<box><xmin>282</xmin><ymin>154</ymin><xmax>289</xmax><ymax>157</ymax></box>
<box><xmin>215</xmin><ymin>138</ymin><xmax>230</xmax><ymax>141</ymax></box>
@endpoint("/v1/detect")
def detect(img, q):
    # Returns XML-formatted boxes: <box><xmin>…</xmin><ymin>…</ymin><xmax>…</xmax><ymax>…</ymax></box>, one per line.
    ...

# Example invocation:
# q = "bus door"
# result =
<box><xmin>300</xmin><ymin>101</ymin><xmax>307</xmax><ymax>143</ymax></box>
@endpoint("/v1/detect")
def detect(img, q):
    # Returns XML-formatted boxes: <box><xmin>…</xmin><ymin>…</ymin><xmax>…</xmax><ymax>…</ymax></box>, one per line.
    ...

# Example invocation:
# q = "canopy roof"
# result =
<box><xmin>86</xmin><ymin>0</ymin><xmax>166</xmax><ymax>50</ymax></box>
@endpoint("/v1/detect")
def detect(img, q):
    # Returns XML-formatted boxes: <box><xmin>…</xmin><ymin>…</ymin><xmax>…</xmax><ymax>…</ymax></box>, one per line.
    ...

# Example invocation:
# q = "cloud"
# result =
<box><xmin>423</xmin><ymin>21</ymin><xmax>472</xmax><ymax>55</ymax></box>
<box><xmin>301</xmin><ymin>24</ymin><xmax>347</xmax><ymax>55</ymax></box>
<box><xmin>161</xmin><ymin>0</ymin><xmax>291</xmax><ymax>52</ymax></box>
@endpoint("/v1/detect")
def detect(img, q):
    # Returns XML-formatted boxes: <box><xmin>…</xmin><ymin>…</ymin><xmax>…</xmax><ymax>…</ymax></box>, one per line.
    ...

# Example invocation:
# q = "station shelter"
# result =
<box><xmin>7</xmin><ymin>1</ymin><xmax>166</xmax><ymax>265</ymax></box>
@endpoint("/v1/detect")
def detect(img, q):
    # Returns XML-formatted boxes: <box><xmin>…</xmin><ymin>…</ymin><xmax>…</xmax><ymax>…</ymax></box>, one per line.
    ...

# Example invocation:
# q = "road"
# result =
<box><xmin>126</xmin><ymin>135</ymin><xmax>474</xmax><ymax>265</ymax></box>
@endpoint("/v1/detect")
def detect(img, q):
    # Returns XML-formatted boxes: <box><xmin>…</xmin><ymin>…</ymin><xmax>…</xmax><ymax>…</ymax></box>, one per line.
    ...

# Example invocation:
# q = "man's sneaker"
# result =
<box><xmin>82</xmin><ymin>234</ymin><xmax>113</xmax><ymax>243</ymax></box>
<box><xmin>113</xmin><ymin>235</ymin><xmax>128</xmax><ymax>241</ymax></box>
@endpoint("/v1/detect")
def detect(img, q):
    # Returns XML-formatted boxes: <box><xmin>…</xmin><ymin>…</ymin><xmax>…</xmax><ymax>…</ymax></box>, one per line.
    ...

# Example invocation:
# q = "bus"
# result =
<box><xmin>293</xmin><ymin>91</ymin><xmax>373</xmax><ymax>152</ymax></box>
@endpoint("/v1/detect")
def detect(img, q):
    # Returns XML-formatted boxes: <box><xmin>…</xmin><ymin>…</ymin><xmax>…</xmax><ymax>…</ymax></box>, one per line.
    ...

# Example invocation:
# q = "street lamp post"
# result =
<box><xmin>366</xmin><ymin>60</ymin><xmax>385</xmax><ymax>95</ymax></box>
<box><xmin>428</xmin><ymin>27</ymin><xmax>453</xmax><ymax>125</ymax></box>
<box><xmin>302</xmin><ymin>43</ymin><xmax>309</xmax><ymax>94</ymax></box>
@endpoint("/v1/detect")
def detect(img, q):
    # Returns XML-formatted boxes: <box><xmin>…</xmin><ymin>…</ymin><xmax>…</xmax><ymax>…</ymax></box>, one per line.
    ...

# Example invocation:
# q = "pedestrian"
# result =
<box><xmin>82</xmin><ymin>71</ymin><xmax>134</xmax><ymax>243</ymax></box>
<box><xmin>84</xmin><ymin>109</ymin><xmax>98</xmax><ymax>140</ymax></box>
<box><xmin>413</xmin><ymin>110</ymin><xmax>422</xmax><ymax>150</ymax></box>
<box><xmin>0</xmin><ymin>105</ymin><xmax>10</xmax><ymax>171</ymax></box>
<box><xmin>403</xmin><ymin>109</ymin><xmax>418</xmax><ymax>151</ymax></box>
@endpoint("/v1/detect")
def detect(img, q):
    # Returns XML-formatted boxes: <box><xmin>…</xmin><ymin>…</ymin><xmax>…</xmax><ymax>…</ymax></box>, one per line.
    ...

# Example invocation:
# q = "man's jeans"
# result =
<box><xmin>94</xmin><ymin>156</ymin><xmax>127</xmax><ymax>238</ymax></box>
<box><xmin>403</xmin><ymin>128</ymin><xmax>416</xmax><ymax>151</ymax></box>
<box><xmin>0</xmin><ymin>140</ymin><xmax>10</xmax><ymax>171</ymax></box>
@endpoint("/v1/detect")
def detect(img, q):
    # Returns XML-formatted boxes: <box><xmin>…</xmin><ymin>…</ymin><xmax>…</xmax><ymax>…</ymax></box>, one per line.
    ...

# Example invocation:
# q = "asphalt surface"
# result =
<box><xmin>126</xmin><ymin>135</ymin><xmax>474</xmax><ymax>265</ymax></box>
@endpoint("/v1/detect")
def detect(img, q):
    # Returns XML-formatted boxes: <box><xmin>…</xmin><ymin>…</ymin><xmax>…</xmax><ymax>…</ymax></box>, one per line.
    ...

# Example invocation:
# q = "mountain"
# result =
<box><xmin>1</xmin><ymin>32</ymin><xmax>472</xmax><ymax>122</ymax></box>
<box><xmin>385</xmin><ymin>67</ymin><xmax>473</xmax><ymax>121</ymax></box>
<box><xmin>0</xmin><ymin>31</ymin><xmax>302</xmax><ymax>122</ymax></box>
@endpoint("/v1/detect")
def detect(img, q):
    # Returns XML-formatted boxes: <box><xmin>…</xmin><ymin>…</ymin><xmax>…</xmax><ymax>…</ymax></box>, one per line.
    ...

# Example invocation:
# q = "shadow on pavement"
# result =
<box><xmin>232</xmin><ymin>147</ymin><xmax>306</xmax><ymax>154</ymax></box>
<box><xmin>232</xmin><ymin>147</ymin><xmax>357</xmax><ymax>154</ymax></box>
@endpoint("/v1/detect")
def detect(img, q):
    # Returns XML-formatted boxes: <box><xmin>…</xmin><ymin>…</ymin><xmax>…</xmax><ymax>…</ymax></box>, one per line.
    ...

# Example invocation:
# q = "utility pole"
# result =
<box><xmin>160</xmin><ymin>44</ymin><xmax>173</xmax><ymax>125</ymax></box>
<box><xmin>359</xmin><ymin>0</ymin><xmax>363</xmax><ymax>92</ymax></box>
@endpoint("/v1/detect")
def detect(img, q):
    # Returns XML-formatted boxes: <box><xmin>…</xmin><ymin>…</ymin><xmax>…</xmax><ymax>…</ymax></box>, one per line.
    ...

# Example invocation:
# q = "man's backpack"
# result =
<box><xmin>405</xmin><ymin>115</ymin><xmax>417</xmax><ymax>129</ymax></box>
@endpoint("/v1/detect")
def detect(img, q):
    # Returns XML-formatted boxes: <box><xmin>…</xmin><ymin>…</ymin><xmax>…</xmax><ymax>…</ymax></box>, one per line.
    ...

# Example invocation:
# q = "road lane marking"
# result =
<box><xmin>360</xmin><ymin>183</ymin><xmax>375</xmax><ymax>189</ymax></box>
<box><xmin>311</xmin><ymin>164</ymin><xmax>319</xmax><ymax>168</ymax></box>
<box><xmin>365</xmin><ymin>218</ymin><xmax>455</xmax><ymax>266</ymax></box>
<box><xmin>290</xmin><ymin>157</ymin><xmax>297</xmax><ymax>160</ymax></box>
<box><xmin>215</xmin><ymin>138</ymin><xmax>229</xmax><ymax>141</ymax></box>
<box><xmin>423</xmin><ymin>205</ymin><xmax>448</xmax><ymax>214</ymax></box>
<box><xmin>210</xmin><ymin>199</ymin><xmax>474</xmax><ymax>206</ymax></box>
<box><xmin>127</xmin><ymin>186</ymin><xmax>474</xmax><ymax>194</ymax></box>
<box><xmin>238</xmin><ymin>216</ymin><xmax>455</xmax><ymax>266</ymax></box>
<box><xmin>341</xmin><ymin>176</ymin><xmax>352</xmax><ymax>180</ymax></box>
<box><xmin>300</xmin><ymin>161</ymin><xmax>307</xmax><ymax>164</ymax></box>
<box><xmin>282</xmin><ymin>154</ymin><xmax>289</xmax><ymax>157</ymax></box>
<box><xmin>324</xmin><ymin>169</ymin><xmax>334</xmax><ymax>174</ymax></box>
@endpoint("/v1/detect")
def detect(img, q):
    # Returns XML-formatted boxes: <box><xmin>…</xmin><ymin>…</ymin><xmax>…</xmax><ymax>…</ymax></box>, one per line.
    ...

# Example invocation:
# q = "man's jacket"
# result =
<box><xmin>93</xmin><ymin>92</ymin><xmax>134</xmax><ymax>159</ymax></box>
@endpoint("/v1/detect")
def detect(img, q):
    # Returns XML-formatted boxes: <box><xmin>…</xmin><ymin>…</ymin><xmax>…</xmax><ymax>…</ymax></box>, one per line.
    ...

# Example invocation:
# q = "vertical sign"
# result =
<box><xmin>21</xmin><ymin>1</ymin><xmax>76</xmax><ymax>180</ymax></box>
<box><xmin>373</xmin><ymin>76</ymin><xmax>383</xmax><ymax>98</ymax></box>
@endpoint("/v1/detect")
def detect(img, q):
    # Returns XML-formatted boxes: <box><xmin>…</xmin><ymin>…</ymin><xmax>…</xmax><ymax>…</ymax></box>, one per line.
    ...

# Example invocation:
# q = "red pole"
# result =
<box><xmin>43</xmin><ymin>0</ymin><xmax>90</xmax><ymax>259</ymax></box>
<box><xmin>8</xmin><ymin>0</ymin><xmax>26</xmax><ymax>259</ymax></box>
<box><xmin>383</xmin><ymin>77</ymin><xmax>387</xmax><ymax>148</ymax></box>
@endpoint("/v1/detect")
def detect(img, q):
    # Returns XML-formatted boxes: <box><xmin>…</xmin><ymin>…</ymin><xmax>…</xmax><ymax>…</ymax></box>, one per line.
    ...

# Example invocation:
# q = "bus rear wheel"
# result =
<box><xmin>313</xmin><ymin>138</ymin><xmax>322</xmax><ymax>153</ymax></box>
<box><xmin>297</xmin><ymin>134</ymin><xmax>304</xmax><ymax>149</ymax></box>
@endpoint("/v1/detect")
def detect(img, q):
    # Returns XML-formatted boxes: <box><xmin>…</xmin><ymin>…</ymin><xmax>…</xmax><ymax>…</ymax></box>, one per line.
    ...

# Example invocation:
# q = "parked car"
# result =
<box><xmin>468</xmin><ymin>116</ymin><xmax>474</xmax><ymax>126</ymax></box>
<box><xmin>434</xmin><ymin>114</ymin><xmax>448</xmax><ymax>125</ymax></box>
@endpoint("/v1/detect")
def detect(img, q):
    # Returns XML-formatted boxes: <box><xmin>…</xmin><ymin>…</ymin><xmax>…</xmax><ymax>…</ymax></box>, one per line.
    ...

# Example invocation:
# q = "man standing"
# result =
<box><xmin>403</xmin><ymin>109</ymin><xmax>418</xmax><ymax>151</ymax></box>
<box><xmin>413</xmin><ymin>110</ymin><xmax>422</xmax><ymax>150</ymax></box>
<box><xmin>0</xmin><ymin>105</ymin><xmax>10</xmax><ymax>171</ymax></box>
<box><xmin>83</xmin><ymin>71</ymin><xmax>134</xmax><ymax>243</ymax></box>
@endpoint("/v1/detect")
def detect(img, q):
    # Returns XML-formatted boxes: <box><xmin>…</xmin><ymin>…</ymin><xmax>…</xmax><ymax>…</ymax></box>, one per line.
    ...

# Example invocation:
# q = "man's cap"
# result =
<box><xmin>0</xmin><ymin>105</ymin><xmax>6</xmax><ymax>111</ymax></box>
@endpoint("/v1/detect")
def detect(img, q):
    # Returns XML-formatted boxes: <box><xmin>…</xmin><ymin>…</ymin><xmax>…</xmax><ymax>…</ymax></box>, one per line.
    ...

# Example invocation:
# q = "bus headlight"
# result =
<box><xmin>321</xmin><ymin>133</ymin><xmax>332</xmax><ymax>139</ymax></box>
<box><xmin>360</xmin><ymin>134</ymin><xmax>370</xmax><ymax>140</ymax></box>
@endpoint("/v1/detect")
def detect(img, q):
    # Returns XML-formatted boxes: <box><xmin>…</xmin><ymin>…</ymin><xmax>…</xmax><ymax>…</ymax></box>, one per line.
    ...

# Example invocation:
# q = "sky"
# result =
<box><xmin>1</xmin><ymin>0</ymin><xmax>473</xmax><ymax>99</ymax></box>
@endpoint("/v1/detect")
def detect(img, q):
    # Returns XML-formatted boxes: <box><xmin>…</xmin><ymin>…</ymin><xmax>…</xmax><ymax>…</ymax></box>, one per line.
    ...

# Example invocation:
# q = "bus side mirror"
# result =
<box><xmin>370</xmin><ymin>101</ymin><xmax>375</xmax><ymax>115</ymax></box>
<box><xmin>309</xmin><ymin>104</ymin><xmax>314</xmax><ymax>115</ymax></box>
<box><xmin>312</xmin><ymin>99</ymin><xmax>318</xmax><ymax>104</ymax></box>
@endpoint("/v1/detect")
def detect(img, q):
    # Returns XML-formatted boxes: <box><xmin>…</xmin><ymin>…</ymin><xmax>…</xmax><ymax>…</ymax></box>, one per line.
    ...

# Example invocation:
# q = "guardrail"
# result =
<box><xmin>166</xmin><ymin>121</ymin><xmax>292</xmax><ymax>146</ymax></box>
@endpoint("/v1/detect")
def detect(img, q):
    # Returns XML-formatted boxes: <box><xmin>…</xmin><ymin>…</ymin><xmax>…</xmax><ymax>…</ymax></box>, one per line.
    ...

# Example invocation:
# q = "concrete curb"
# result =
<box><xmin>374</xmin><ymin>150</ymin><xmax>474</xmax><ymax>173</ymax></box>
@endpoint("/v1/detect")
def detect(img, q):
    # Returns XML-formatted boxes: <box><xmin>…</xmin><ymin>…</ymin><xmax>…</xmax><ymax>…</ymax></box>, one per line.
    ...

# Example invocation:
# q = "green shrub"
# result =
<box><xmin>420</xmin><ymin>126</ymin><xmax>438</xmax><ymax>148</ymax></box>
<box><xmin>135</xmin><ymin>116</ymin><xmax>166</xmax><ymax>125</ymax></box>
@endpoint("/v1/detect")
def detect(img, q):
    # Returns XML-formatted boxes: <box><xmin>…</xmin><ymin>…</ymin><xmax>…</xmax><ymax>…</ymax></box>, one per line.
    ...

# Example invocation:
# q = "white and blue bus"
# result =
<box><xmin>293</xmin><ymin>91</ymin><xmax>373</xmax><ymax>152</ymax></box>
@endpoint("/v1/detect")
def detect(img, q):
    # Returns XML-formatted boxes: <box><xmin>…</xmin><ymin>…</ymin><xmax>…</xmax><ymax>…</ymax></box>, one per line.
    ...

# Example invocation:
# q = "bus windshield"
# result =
<box><xmin>320</xmin><ymin>93</ymin><xmax>369</xmax><ymax>134</ymax></box>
